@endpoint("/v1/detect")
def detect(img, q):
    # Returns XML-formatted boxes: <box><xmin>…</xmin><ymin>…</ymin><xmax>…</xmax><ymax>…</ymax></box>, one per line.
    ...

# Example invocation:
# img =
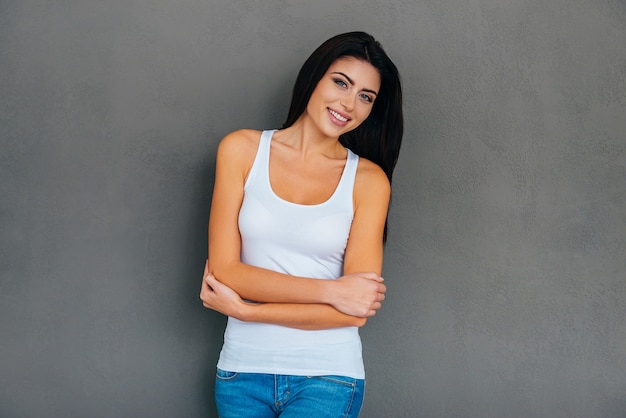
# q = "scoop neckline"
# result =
<box><xmin>266</xmin><ymin>130</ymin><xmax>352</xmax><ymax>208</ymax></box>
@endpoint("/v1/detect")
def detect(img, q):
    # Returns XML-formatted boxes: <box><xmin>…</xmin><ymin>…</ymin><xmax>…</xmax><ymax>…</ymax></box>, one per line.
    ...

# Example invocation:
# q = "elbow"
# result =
<box><xmin>354</xmin><ymin>317</ymin><xmax>368</xmax><ymax>328</ymax></box>
<box><xmin>207</xmin><ymin>260</ymin><xmax>236</xmax><ymax>285</ymax></box>
<box><xmin>208</xmin><ymin>260</ymin><xmax>253</xmax><ymax>299</ymax></box>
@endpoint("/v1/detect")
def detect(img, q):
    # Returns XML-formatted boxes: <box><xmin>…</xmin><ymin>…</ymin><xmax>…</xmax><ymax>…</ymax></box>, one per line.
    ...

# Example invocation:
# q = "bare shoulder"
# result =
<box><xmin>354</xmin><ymin>157</ymin><xmax>391</xmax><ymax>201</ymax></box>
<box><xmin>214</xmin><ymin>129</ymin><xmax>264</xmax><ymax>183</ymax></box>
<box><xmin>218</xmin><ymin>129</ymin><xmax>262</xmax><ymax>158</ymax></box>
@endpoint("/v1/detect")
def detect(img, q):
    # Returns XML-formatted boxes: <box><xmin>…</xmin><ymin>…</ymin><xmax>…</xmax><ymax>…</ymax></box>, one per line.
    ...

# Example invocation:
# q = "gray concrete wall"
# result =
<box><xmin>1</xmin><ymin>1</ymin><xmax>624</xmax><ymax>417</ymax></box>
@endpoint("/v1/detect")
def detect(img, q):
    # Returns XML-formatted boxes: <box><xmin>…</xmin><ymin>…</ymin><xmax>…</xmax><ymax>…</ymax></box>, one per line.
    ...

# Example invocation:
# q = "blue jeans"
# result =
<box><xmin>215</xmin><ymin>369</ymin><xmax>365</xmax><ymax>417</ymax></box>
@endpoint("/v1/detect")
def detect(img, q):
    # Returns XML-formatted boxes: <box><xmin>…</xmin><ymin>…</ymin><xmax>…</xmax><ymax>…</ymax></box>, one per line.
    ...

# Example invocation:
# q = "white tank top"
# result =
<box><xmin>216</xmin><ymin>129</ymin><xmax>365</xmax><ymax>378</ymax></box>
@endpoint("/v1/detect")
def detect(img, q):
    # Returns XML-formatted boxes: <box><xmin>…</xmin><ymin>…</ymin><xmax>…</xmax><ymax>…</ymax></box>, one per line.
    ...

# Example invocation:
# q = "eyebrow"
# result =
<box><xmin>331</xmin><ymin>71</ymin><xmax>378</xmax><ymax>96</ymax></box>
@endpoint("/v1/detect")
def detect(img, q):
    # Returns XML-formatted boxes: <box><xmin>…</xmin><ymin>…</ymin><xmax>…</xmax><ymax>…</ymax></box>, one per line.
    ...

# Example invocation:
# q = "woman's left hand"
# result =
<box><xmin>200</xmin><ymin>260</ymin><xmax>246</xmax><ymax>318</ymax></box>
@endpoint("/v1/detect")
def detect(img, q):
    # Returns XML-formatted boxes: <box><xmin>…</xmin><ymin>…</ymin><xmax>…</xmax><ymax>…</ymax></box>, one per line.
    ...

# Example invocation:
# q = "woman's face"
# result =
<box><xmin>305</xmin><ymin>57</ymin><xmax>381</xmax><ymax>138</ymax></box>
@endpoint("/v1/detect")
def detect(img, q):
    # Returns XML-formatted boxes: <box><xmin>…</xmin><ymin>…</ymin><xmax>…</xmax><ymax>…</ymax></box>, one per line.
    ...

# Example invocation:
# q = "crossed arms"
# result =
<box><xmin>199</xmin><ymin>130</ymin><xmax>390</xmax><ymax>330</ymax></box>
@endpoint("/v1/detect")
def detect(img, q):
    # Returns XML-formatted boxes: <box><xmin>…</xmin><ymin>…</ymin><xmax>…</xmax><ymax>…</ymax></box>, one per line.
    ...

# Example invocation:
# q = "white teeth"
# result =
<box><xmin>329</xmin><ymin>109</ymin><xmax>348</xmax><ymax>122</ymax></box>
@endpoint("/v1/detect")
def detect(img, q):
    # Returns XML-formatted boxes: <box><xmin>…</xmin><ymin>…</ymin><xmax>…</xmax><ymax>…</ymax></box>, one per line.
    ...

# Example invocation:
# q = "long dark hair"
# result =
<box><xmin>282</xmin><ymin>31</ymin><xmax>403</xmax><ymax>242</ymax></box>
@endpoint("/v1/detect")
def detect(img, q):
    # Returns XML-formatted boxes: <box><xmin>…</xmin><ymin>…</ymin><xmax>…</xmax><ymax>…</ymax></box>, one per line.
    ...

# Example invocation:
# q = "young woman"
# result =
<box><xmin>200</xmin><ymin>31</ymin><xmax>403</xmax><ymax>417</ymax></box>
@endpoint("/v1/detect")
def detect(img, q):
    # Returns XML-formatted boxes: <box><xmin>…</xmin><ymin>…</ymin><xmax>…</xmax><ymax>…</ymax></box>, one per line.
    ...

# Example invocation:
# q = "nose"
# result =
<box><xmin>340</xmin><ymin>93</ymin><xmax>356</xmax><ymax>112</ymax></box>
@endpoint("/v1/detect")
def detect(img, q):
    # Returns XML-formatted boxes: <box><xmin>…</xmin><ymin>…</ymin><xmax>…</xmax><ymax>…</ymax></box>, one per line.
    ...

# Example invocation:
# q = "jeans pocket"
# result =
<box><xmin>216</xmin><ymin>368</ymin><xmax>239</xmax><ymax>381</ymax></box>
<box><xmin>307</xmin><ymin>375</ymin><xmax>357</xmax><ymax>388</ymax></box>
<box><xmin>302</xmin><ymin>375</ymin><xmax>365</xmax><ymax>417</ymax></box>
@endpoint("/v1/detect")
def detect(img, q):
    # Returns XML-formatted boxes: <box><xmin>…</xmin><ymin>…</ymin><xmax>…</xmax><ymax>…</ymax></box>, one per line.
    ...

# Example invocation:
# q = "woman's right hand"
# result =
<box><xmin>329</xmin><ymin>272</ymin><xmax>386</xmax><ymax>317</ymax></box>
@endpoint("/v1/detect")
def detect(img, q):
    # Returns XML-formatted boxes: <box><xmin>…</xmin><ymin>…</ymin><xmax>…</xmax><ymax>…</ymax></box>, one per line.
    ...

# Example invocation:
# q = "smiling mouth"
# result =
<box><xmin>328</xmin><ymin>108</ymin><xmax>350</xmax><ymax>122</ymax></box>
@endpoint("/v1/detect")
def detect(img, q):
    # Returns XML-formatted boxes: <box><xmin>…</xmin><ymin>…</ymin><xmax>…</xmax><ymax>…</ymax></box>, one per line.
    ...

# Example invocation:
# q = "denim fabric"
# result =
<box><xmin>215</xmin><ymin>369</ymin><xmax>365</xmax><ymax>418</ymax></box>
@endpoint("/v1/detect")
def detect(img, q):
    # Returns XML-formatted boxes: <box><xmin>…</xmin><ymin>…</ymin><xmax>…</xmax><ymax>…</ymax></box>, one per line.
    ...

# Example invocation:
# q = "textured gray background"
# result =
<box><xmin>1</xmin><ymin>1</ymin><xmax>625</xmax><ymax>417</ymax></box>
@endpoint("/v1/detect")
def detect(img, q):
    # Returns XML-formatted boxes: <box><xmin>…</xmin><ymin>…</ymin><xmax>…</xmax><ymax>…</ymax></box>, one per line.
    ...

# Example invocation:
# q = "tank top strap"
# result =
<box><xmin>243</xmin><ymin>130</ymin><xmax>275</xmax><ymax>192</ymax></box>
<box><xmin>332</xmin><ymin>148</ymin><xmax>359</xmax><ymax>208</ymax></box>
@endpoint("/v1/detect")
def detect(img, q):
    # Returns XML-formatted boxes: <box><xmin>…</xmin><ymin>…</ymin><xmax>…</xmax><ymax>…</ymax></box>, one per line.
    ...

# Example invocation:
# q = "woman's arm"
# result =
<box><xmin>207</xmin><ymin>130</ymin><xmax>386</xmax><ymax>317</ymax></box>
<box><xmin>201</xmin><ymin>264</ymin><xmax>366</xmax><ymax>330</ymax></box>
<box><xmin>343</xmin><ymin>158</ymin><xmax>390</xmax><ymax>277</ymax></box>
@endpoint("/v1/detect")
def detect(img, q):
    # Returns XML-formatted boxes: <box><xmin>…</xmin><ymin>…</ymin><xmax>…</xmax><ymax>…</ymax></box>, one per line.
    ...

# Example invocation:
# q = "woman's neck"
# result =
<box><xmin>277</xmin><ymin>117</ymin><xmax>346</xmax><ymax>159</ymax></box>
